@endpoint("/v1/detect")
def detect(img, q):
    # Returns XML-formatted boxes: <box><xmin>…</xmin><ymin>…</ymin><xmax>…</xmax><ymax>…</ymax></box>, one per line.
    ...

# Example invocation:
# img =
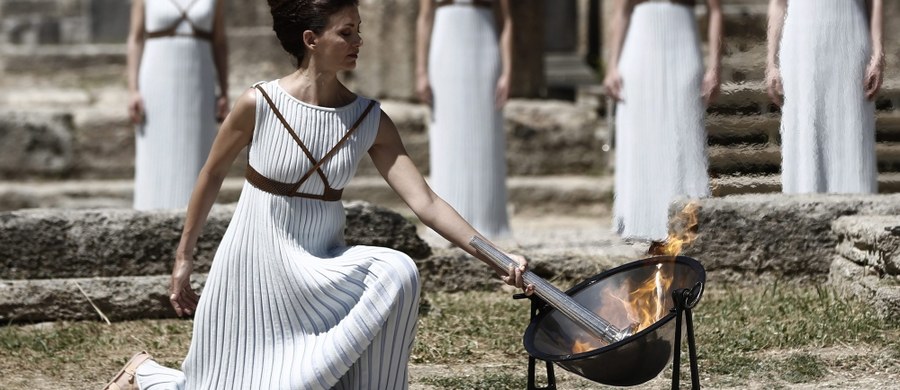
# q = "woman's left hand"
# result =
<box><xmin>501</xmin><ymin>253</ymin><xmax>534</xmax><ymax>295</ymax></box>
<box><xmin>864</xmin><ymin>53</ymin><xmax>885</xmax><ymax>101</ymax></box>
<box><xmin>495</xmin><ymin>73</ymin><xmax>511</xmax><ymax>109</ymax></box>
<box><xmin>216</xmin><ymin>95</ymin><xmax>230</xmax><ymax>122</ymax></box>
<box><xmin>701</xmin><ymin>68</ymin><xmax>721</xmax><ymax>107</ymax></box>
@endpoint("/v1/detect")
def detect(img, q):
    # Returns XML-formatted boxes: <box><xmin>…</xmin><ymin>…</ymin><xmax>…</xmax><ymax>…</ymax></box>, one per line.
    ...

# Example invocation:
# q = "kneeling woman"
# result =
<box><xmin>104</xmin><ymin>1</ymin><xmax>531</xmax><ymax>389</ymax></box>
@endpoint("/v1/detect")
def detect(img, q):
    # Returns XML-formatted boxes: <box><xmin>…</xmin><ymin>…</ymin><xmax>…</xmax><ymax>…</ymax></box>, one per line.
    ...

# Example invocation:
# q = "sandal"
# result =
<box><xmin>103</xmin><ymin>351</ymin><xmax>152</xmax><ymax>390</ymax></box>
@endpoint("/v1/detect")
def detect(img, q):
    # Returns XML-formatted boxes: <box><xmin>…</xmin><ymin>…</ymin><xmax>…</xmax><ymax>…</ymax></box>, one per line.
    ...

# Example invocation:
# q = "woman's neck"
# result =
<box><xmin>281</xmin><ymin>65</ymin><xmax>354</xmax><ymax>107</ymax></box>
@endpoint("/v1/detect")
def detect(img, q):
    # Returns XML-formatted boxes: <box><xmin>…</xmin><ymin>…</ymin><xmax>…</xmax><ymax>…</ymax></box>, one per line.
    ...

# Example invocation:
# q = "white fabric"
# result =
<box><xmin>612</xmin><ymin>3</ymin><xmax>709</xmax><ymax>241</ymax></box>
<box><xmin>779</xmin><ymin>0</ymin><xmax>877</xmax><ymax>194</ymax></box>
<box><xmin>138</xmin><ymin>80</ymin><xmax>420</xmax><ymax>390</ymax></box>
<box><xmin>427</xmin><ymin>0</ymin><xmax>511</xmax><ymax>239</ymax></box>
<box><xmin>134</xmin><ymin>0</ymin><xmax>218</xmax><ymax>210</ymax></box>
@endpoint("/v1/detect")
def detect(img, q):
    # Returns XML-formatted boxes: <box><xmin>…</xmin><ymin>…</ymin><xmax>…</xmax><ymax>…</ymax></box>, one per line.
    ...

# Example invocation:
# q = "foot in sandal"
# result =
<box><xmin>103</xmin><ymin>351</ymin><xmax>152</xmax><ymax>390</ymax></box>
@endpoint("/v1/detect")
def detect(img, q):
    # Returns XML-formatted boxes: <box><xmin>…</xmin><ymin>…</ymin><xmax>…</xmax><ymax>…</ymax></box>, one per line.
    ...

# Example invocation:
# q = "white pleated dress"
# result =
<box><xmin>428</xmin><ymin>0</ymin><xmax>511</xmax><ymax>239</ymax></box>
<box><xmin>612</xmin><ymin>2</ymin><xmax>710</xmax><ymax>241</ymax></box>
<box><xmin>134</xmin><ymin>0</ymin><xmax>218</xmax><ymax>210</ymax></box>
<box><xmin>779</xmin><ymin>0</ymin><xmax>877</xmax><ymax>194</ymax></box>
<box><xmin>135</xmin><ymin>80</ymin><xmax>420</xmax><ymax>390</ymax></box>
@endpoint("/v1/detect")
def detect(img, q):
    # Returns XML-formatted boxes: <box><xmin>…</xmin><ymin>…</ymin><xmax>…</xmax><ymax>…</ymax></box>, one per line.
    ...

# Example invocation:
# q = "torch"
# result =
<box><xmin>470</xmin><ymin>236</ymin><xmax>636</xmax><ymax>345</ymax></box>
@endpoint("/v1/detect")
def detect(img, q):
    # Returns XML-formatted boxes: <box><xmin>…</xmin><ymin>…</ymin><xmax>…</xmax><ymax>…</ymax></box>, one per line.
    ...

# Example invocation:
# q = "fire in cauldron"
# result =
<box><xmin>470</xmin><ymin>204</ymin><xmax>705</xmax><ymax>389</ymax></box>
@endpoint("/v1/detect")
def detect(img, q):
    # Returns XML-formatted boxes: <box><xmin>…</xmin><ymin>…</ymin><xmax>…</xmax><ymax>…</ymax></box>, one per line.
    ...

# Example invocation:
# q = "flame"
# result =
<box><xmin>649</xmin><ymin>202</ymin><xmax>700</xmax><ymax>256</ymax></box>
<box><xmin>568</xmin><ymin>203</ymin><xmax>699</xmax><ymax>353</ymax></box>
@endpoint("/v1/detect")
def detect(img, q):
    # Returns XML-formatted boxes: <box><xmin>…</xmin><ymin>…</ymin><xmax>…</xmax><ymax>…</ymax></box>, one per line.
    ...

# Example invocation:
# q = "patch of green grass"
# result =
<box><xmin>420</xmin><ymin>372</ymin><xmax>526</xmax><ymax>390</ymax></box>
<box><xmin>780</xmin><ymin>353</ymin><xmax>826</xmax><ymax>383</ymax></box>
<box><xmin>412</xmin><ymin>291</ymin><xmax>529</xmax><ymax>363</ymax></box>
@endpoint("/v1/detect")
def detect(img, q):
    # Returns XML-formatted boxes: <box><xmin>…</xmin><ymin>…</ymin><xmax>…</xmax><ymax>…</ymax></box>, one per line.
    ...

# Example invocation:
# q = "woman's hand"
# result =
<box><xmin>416</xmin><ymin>73</ymin><xmax>432</xmax><ymax>106</ymax></box>
<box><xmin>169</xmin><ymin>253</ymin><xmax>199</xmax><ymax>317</ymax></box>
<box><xmin>765</xmin><ymin>64</ymin><xmax>784</xmax><ymax>106</ymax></box>
<box><xmin>603</xmin><ymin>67</ymin><xmax>624</xmax><ymax>102</ymax></box>
<box><xmin>499</xmin><ymin>253</ymin><xmax>535</xmax><ymax>295</ymax></box>
<box><xmin>495</xmin><ymin>72</ymin><xmax>511</xmax><ymax>109</ymax></box>
<box><xmin>701</xmin><ymin>67</ymin><xmax>721</xmax><ymax>107</ymax></box>
<box><xmin>216</xmin><ymin>95</ymin><xmax>230</xmax><ymax>122</ymax></box>
<box><xmin>864</xmin><ymin>53</ymin><xmax>885</xmax><ymax>101</ymax></box>
<box><xmin>128</xmin><ymin>91</ymin><xmax>145</xmax><ymax>125</ymax></box>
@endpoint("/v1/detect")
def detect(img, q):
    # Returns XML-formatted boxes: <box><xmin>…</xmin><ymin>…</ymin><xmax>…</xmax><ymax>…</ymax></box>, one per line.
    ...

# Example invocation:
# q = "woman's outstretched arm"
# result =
<box><xmin>169</xmin><ymin>88</ymin><xmax>256</xmax><ymax>317</ymax></box>
<box><xmin>765</xmin><ymin>0</ymin><xmax>787</xmax><ymax>106</ymax></box>
<box><xmin>369</xmin><ymin>110</ymin><xmax>532</xmax><ymax>291</ymax></box>
<box><xmin>415</xmin><ymin>0</ymin><xmax>435</xmax><ymax>105</ymax></box>
<box><xmin>126</xmin><ymin>0</ymin><xmax>145</xmax><ymax>124</ymax></box>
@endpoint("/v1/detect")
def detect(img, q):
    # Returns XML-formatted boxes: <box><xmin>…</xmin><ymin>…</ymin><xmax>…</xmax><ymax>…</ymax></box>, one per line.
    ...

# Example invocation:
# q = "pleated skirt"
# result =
<box><xmin>779</xmin><ymin>0</ymin><xmax>877</xmax><ymax>194</ymax></box>
<box><xmin>179</xmin><ymin>185</ymin><xmax>421</xmax><ymax>389</ymax></box>
<box><xmin>612</xmin><ymin>3</ymin><xmax>709</xmax><ymax>241</ymax></box>
<box><xmin>134</xmin><ymin>37</ymin><xmax>217</xmax><ymax>210</ymax></box>
<box><xmin>428</xmin><ymin>4</ymin><xmax>510</xmax><ymax>239</ymax></box>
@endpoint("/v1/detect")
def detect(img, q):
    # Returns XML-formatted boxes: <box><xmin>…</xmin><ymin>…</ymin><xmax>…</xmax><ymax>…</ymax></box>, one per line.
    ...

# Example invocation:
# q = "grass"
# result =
<box><xmin>0</xmin><ymin>282</ymin><xmax>898</xmax><ymax>389</ymax></box>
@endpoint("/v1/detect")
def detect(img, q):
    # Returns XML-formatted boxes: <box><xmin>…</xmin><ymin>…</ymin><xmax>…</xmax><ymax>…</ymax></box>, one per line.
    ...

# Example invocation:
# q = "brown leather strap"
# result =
<box><xmin>253</xmin><ymin>84</ymin><xmax>331</xmax><ymax>191</ymax></box>
<box><xmin>246</xmin><ymin>84</ymin><xmax>378</xmax><ymax>200</ymax></box>
<box><xmin>145</xmin><ymin>0</ymin><xmax>213</xmax><ymax>41</ymax></box>
<box><xmin>245</xmin><ymin>165</ymin><xmax>343</xmax><ymax>201</ymax></box>
<box><xmin>436</xmin><ymin>0</ymin><xmax>492</xmax><ymax>8</ymax></box>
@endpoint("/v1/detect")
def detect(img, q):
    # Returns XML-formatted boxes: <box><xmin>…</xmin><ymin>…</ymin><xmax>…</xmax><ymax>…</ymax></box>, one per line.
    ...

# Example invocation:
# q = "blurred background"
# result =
<box><xmin>0</xmin><ymin>0</ymin><xmax>898</xmax><ymax>214</ymax></box>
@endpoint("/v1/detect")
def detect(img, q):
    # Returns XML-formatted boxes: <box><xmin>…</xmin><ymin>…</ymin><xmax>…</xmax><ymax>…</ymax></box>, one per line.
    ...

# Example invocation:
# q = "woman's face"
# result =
<box><xmin>311</xmin><ymin>6</ymin><xmax>363</xmax><ymax>71</ymax></box>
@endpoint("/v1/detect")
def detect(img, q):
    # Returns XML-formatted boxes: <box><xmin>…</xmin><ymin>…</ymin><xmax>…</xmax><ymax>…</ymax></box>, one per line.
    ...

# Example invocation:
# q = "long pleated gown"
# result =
<box><xmin>779</xmin><ymin>0</ymin><xmax>877</xmax><ymax>193</ymax></box>
<box><xmin>135</xmin><ymin>80</ymin><xmax>421</xmax><ymax>390</ymax></box>
<box><xmin>134</xmin><ymin>0</ymin><xmax>218</xmax><ymax>210</ymax></box>
<box><xmin>613</xmin><ymin>2</ymin><xmax>710</xmax><ymax>241</ymax></box>
<box><xmin>428</xmin><ymin>0</ymin><xmax>511</xmax><ymax>239</ymax></box>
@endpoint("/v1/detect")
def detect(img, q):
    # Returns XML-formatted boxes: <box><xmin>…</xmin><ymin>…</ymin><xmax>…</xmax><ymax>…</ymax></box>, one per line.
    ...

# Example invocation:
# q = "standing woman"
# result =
<box><xmin>126</xmin><ymin>0</ymin><xmax>230</xmax><ymax>210</ymax></box>
<box><xmin>767</xmin><ymin>0</ymin><xmax>883</xmax><ymax>194</ymax></box>
<box><xmin>104</xmin><ymin>1</ymin><xmax>531</xmax><ymax>389</ymax></box>
<box><xmin>416</xmin><ymin>0</ymin><xmax>513</xmax><ymax>240</ymax></box>
<box><xmin>603</xmin><ymin>0</ymin><xmax>722</xmax><ymax>243</ymax></box>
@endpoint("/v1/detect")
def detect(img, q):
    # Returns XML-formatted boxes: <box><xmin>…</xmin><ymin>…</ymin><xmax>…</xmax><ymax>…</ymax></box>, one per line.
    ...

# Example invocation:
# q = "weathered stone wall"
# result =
<box><xmin>0</xmin><ymin>201</ymin><xmax>430</xmax><ymax>280</ymax></box>
<box><xmin>828</xmin><ymin>215</ymin><xmax>900</xmax><ymax>321</ymax></box>
<box><xmin>677</xmin><ymin>194</ymin><xmax>900</xmax><ymax>280</ymax></box>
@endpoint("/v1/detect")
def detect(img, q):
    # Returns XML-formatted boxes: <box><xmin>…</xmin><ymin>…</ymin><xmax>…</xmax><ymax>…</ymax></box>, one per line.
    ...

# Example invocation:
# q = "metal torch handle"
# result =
<box><xmin>470</xmin><ymin>236</ymin><xmax>629</xmax><ymax>344</ymax></box>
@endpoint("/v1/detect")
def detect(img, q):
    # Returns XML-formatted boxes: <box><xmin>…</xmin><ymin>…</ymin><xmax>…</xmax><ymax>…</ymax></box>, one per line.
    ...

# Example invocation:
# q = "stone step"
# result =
<box><xmin>712</xmin><ymin>80</ymin><xmax>900</xmax><ymax>115</ymax></box>
<box><xmin>710</xmin><ymin>172</ymin><xmax>900</xmax><ymax>196</ymax></box>
<box><xmin>0</xmin><ymin>202</ymin><xmax>430</xmax><ymax>280</ymax></box>
<box><xmin>0</xmin><ymin>175</ymin><xmax>614</xmax><ymax>216</ymax></box>
<box><xmin>707</xmin><ymin>111</ymin><xmax>900</xmax><ymax>146</ymax></box>
<box><xmin>708</xmin><ymin>142</ymin><xmax>900</xmax><ymax>175</ymax></box>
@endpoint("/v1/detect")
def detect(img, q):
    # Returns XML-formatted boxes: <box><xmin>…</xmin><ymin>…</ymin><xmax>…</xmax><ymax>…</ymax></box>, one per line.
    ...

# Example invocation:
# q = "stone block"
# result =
<box><xmin>676</xmin><ymin>194</ymin><xmax>900</xmax><ymax>279</ymax></box>
<box><xmin>828</xmin><ymin>255</ymin><xmax>900</xmax><ymax>322</ymax></box>
<box><xmin>0</xmin><ymin>111</ymin><xmax>74</xmax><ymax>178</ymax></box>
<box><xmin>832</xmin><ymin>215</ymin><xmax>900</xmax><ymax>275</ymax></box>
<box><xmin>0</xmin><ymin>201</ymin><xmax>430</xmax><ymax>280</ymax></box>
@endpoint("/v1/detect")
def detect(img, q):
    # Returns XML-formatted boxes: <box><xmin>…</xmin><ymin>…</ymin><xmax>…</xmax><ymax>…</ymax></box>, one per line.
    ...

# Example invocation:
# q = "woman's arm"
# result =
<box><xmin>765</xmin><ymin>0</ymin><xmax>787</xmax><ymax>106</ymax></box>
<box><xmin>702</xmin><ymin>0</ymin><xmax>723</xmax><ymax>106</ymax></box>
<box><xmin>494</xmin><ymin>0</ymin><xmax>513</xmax><ymax>108</ymax></box>
<box><xmin>415</xmin><ymin>0</ymin><xmax>435</xmax><ymax>105</ymax></box>
<box><xmin>865</xmin><ymin>0</ymin><xmax>884</xmax><ymax>100</ymax></box>
<box><xmin>126</xmin><ymin>0</ymin><xmax>145</xmax><ymax>124</ymax></box>
<box><xmin>602</xmin><ymin>0</ymin><xmax>634</xmax><ymax>101</ymax></box>
<box><xmin>212</xmin><ymin>0</ymin><xmax>230</xmax><ymax>121</ymax></box>
<box><xmin>369</xmin><ymin>111</ymin><xmax>530</xmax><ymax>290</ymax></box>
<box><xmin>169</xmin><ymin>88</ymin><xmax>256</xmax><ymax>317</ymax></box>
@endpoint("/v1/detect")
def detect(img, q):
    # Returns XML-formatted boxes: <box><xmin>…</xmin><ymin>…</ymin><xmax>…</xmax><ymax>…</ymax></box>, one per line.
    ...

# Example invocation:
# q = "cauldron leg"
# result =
<box><xmin>516</xmin><ymin>293</ymin><xmax>557</xmax><ymax>390</ymax></box>
<box><xmin>672</xmin><ymin>287</ymin><xmax>702</xmax><ymax>390</ymax></box>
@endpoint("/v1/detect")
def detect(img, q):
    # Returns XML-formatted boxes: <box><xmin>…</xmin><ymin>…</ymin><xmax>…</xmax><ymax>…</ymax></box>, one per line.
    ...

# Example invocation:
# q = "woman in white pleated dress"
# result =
<box><xmin>766</xmin><ymin>0</ymin><xmax>884</xmax><ymax>194</ymax></box>
<box><xmin>604</xmin><ymin>0</ymin><xmax>722</xmax><ymax>244</ymax></box>
<box><xmin>126</xmin><ymin>0</ymin><xmax>230</xmax><ymax>210</ymax></box>
<box><xmin>416</xmin><ymin>0</ymin><xmax>513</xmax><ymax>240</ymax></box>
<box><xmin>104</xmin><ymin>1</ymin><xmax>531</xmax><ymax>389</ymax></box>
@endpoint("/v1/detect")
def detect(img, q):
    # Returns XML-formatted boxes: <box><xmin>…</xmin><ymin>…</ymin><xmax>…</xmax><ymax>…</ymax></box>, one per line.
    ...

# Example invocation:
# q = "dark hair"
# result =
<box><xmin>267</xmin><ymin>0</ymin><xmax>359</xmax><ymax>64</ymax></box>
